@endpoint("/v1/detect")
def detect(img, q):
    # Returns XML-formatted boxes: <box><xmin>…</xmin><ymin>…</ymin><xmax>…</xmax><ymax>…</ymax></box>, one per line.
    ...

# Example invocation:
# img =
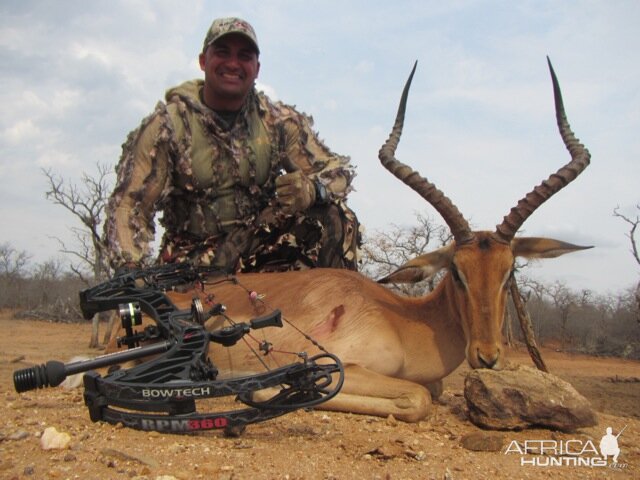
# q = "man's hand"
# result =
<box><xmin>275</xmin><ymin>171</ymin><xmax>316</xmax><ymax>215</ymax></box>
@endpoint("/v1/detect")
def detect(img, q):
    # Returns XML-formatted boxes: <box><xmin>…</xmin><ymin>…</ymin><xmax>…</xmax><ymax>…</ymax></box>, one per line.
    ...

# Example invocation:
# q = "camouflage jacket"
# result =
<box><xmin>105</xmin><ymin>80</ymin><xmax>356</xmax><ymax>268</ymax></box>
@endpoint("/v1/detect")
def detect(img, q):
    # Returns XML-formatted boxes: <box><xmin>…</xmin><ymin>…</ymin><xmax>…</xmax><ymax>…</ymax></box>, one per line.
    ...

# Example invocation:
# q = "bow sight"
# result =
<box><xmin>13</xmin><ymin>264</ymin><xmax>344</xmax><ymax>433</ymax></box>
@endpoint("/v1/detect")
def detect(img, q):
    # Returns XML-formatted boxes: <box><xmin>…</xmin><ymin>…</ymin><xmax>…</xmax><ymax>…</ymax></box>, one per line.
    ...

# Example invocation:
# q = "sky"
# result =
<box><xmin>1</xmin><ymin>0</ymin><xmax>638</xmax><ymax>295</ymax></box>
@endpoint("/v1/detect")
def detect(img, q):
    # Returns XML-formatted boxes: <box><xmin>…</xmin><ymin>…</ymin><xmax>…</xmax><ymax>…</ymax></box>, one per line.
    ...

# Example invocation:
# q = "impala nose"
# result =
<box><xmin>477</xmin><ymin>348</ymin><xmax>500</xmax><ymax>369</ymax></box>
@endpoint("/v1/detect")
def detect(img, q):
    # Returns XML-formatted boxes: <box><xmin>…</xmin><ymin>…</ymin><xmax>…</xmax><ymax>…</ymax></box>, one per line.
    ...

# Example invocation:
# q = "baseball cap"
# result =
<box><xmin>202</xmin><ymin>17</ymin><xmax>260</xmax><ymax>54</ymax></box>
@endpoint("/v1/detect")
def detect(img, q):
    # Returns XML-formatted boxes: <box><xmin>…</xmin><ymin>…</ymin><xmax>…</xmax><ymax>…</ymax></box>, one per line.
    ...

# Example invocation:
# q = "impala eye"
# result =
<box><xmin>451</xmin><ymin>264</ymin><xmax>463</xmax><ymax>286</ymax></box>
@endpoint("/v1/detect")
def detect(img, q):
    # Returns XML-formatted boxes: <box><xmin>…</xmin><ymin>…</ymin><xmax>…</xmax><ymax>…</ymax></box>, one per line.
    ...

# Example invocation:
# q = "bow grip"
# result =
<box><xmin>250</xmin><ymin>309</ymin><xmax>283</xmax><ymax>330</ymax></box>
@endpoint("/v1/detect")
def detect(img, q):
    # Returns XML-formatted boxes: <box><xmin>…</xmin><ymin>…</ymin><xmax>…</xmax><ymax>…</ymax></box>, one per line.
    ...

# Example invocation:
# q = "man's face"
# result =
<box><xmin>199</xmin><ymin>33</ymin><xmax>260</xmax><ymax>110</ymax></box>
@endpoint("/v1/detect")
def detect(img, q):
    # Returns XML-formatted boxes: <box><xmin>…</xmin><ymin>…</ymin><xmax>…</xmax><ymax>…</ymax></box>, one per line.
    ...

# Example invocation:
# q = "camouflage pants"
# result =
<box><xmin>158</xmin><ymin>203</ymin><xmax>360</xmax><ymax>273</ymax></box>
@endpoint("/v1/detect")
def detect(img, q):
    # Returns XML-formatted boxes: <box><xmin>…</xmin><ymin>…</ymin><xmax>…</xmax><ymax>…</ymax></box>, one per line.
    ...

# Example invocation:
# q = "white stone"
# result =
<box><xmin>40</xmin><ymin>426</ymin><xmax>71</xmax><ymax>450</ymax></box>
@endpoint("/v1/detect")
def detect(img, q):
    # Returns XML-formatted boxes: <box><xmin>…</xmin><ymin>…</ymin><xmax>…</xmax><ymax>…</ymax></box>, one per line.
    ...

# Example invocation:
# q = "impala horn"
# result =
<box><xmin>495</xmin><ymin>57</ymin><xmax>591</xmax><ymax>242</ymax></box>
<box><xmin>378</xmin><ymin>61</ymin><xmax>475</xmax><ymax>245</ymax></box>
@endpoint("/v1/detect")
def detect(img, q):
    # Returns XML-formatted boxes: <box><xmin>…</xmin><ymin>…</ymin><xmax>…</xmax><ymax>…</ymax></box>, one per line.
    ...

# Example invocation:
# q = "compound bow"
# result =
<box><xmin>13</xmin><ymin>263</ymin><xmax>344</xmax><ymax>433</ymax></box>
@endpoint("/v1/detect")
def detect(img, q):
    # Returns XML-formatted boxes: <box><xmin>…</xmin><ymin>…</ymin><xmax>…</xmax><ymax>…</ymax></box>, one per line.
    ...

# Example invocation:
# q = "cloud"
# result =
<box><xmin>2</xmin><ymin>119</ymin><xmax>40</xmax><ymax>144</ymax></box>
<box><xmin>256</xmin><ymin>81</ymin><xmax>278</xmax><ymax>100</ymax></box>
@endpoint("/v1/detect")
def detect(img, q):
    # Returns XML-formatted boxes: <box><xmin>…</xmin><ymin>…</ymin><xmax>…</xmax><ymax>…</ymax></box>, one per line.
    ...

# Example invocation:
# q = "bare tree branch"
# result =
<box><xmin>0</xmin><ymin>242</ymin><xmax>31</xmax><ymax>278</ymax></box>
<box><xmin>546</xmin><ymin>281</ymin><xmax>576</xmax><ymax>350</ymax></box>
<box><xmin>510</xmin><ymin>278</ymin><xmax>548</xmax><ymax>372</ymax></box>
<box><xmin>613</xmin><ymin>204</ymin><xmax>640</xmax><ymax>267</ymax></box>
<box><xmin>613</xmin><ymin>204</ymin><xmax>640</xmax><ymax>325</ymax></box>
<box><xmin>361</xmin><ymin>212</ymin><xmax>448</xmax><ymax>296</ymax></box>
<box><xmin>43</xmin><ymin>163</ymin><xmax>115</xmax><ymax>347</ymax></box>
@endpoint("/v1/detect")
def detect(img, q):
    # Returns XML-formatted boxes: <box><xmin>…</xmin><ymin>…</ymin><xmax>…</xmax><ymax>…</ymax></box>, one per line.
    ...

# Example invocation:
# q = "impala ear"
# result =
<box><xmin>512</xmin><ymin>237</ymin><xmax>593</xmax><ymax>259</ymax></box>
<box><xmin>378</xmin><ymin>245</ymin><xmax>454</xmax><ymax>284</ymax></box>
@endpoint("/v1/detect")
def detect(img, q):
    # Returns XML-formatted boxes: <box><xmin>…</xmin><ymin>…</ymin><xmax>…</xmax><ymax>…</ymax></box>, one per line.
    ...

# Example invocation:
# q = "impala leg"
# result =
<box><xmin>426</xmin><ymin>379</ymin><xmax>443</xmax><ymax>400</ymax></box>
<box><xmin>318</xmin><ymin>364</ymin><xmax>432</xmax><ymax>422</ymax></box>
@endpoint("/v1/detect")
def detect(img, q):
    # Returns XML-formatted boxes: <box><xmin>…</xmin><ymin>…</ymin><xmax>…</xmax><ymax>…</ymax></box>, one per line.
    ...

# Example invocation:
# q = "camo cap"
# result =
<box><xmin>203</xmin><ymin>17</ymin><xmax>260</xmax><ymax>54</ymax></box>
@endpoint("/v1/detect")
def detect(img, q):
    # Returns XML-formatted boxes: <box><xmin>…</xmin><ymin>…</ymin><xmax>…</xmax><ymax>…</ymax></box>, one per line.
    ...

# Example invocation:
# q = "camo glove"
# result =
<box><xmin>114</xmin><ymin>262</ymin><xmax>139</xmax><ymax>278</ymax></box>
<box><xmin>275</xmin><ymin>171</ymin><xmax>316</xmax><ymax>215</ymax></box>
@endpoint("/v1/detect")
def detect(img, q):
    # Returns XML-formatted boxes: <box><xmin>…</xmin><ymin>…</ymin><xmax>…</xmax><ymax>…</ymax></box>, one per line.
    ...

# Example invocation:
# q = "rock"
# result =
<box><xmin>63</xmin><ymin>453</ymin><xmax>76</xmax><ymax>462</ymax></box>
<box><xmin>8</xmin><ymin>430</ymin><xmax>30</xmax><ymax>441</ymax></box>
<box><xmin>460</xmin><ymin>431</ymin><xmax>505</xmax><ymax>451</ymax></box>
<box><xmin>405</xmin><ymin>449</ymin><xmax>427</xmax><ymax>461</ymax></box>
<box><xmin>365</xmin><ymin>443</ymin><xmax>404</xmax><ymax>460</ymax></box>
<box><xmin>167</xmin><ymin>442</ymin><xmax>186</xmax><ymax>454</ymax></box>
<box><xmin>464</xmin><ymin>364</ymin><xmax>597</xmax><ymax>432</ymax></box>
<box><xmin>100</xmin><ymin>448</ymin><xmax>159</xmax><ymax>468</ymax></box>
<box><xmin>286</xmin><ymin>424</ymin><xmax>320</xmax><ymax>436</ymax></box>
<box><xmin>223</xmin><ymin>424</ymin><xmax>246</xmax><ymax>438</ymax></box>
<box><xmin>40</xmin><ymin>427</ymin><xmax>71</xmax><ymax>450</ymax></box>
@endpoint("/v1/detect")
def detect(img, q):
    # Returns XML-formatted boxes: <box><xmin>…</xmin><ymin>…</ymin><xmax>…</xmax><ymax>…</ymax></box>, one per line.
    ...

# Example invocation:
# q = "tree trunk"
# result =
<box><xmin>89</xmin><ymin>310</ymin><xmax>114</xmax><ymax>349</ymax></box>
<box><xmin>635</xmin><ymin>280</ymin><xmax>640</xmax><ymax>326</ymax></box>
<box><xmin>89</xmin><ymin>314</ymin><xmax>100</xmax><ymax>348</ymax></box>
<box><xmin>503</xmin><ymin>307</ymin><xmax>513</xmax><ymax>347</ymax></box>
<box><xmin>509</xmin><ymin>280</ymin><xmax>548</xmax><ymax>372</ymax></box>
<box><xmin>102</xmin><ymin>310</ymin><xmax>117</xmax><ymax>345</ymax></box>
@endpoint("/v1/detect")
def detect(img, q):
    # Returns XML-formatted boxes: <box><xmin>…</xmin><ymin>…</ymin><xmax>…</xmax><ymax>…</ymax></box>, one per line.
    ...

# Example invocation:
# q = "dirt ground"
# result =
<box><xmin>0</xmin><ymin>309</ymin><xmax>639</xmax><ymax>480</ymax></box>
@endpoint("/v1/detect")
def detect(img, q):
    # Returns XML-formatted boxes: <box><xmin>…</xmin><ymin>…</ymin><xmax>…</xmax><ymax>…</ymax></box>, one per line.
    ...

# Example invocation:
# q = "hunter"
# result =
<box><xmin>105</xmin><ymin>17</ymin><xmax>360</xmax><ymax>273</ymax></box>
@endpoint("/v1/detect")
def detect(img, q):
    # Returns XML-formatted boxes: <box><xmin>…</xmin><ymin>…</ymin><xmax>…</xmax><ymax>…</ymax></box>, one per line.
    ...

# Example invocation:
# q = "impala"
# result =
<box><xmin>112</xmin><ymin>59</ymin><xmax>591</xmax><ymax>422</ymax></box>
